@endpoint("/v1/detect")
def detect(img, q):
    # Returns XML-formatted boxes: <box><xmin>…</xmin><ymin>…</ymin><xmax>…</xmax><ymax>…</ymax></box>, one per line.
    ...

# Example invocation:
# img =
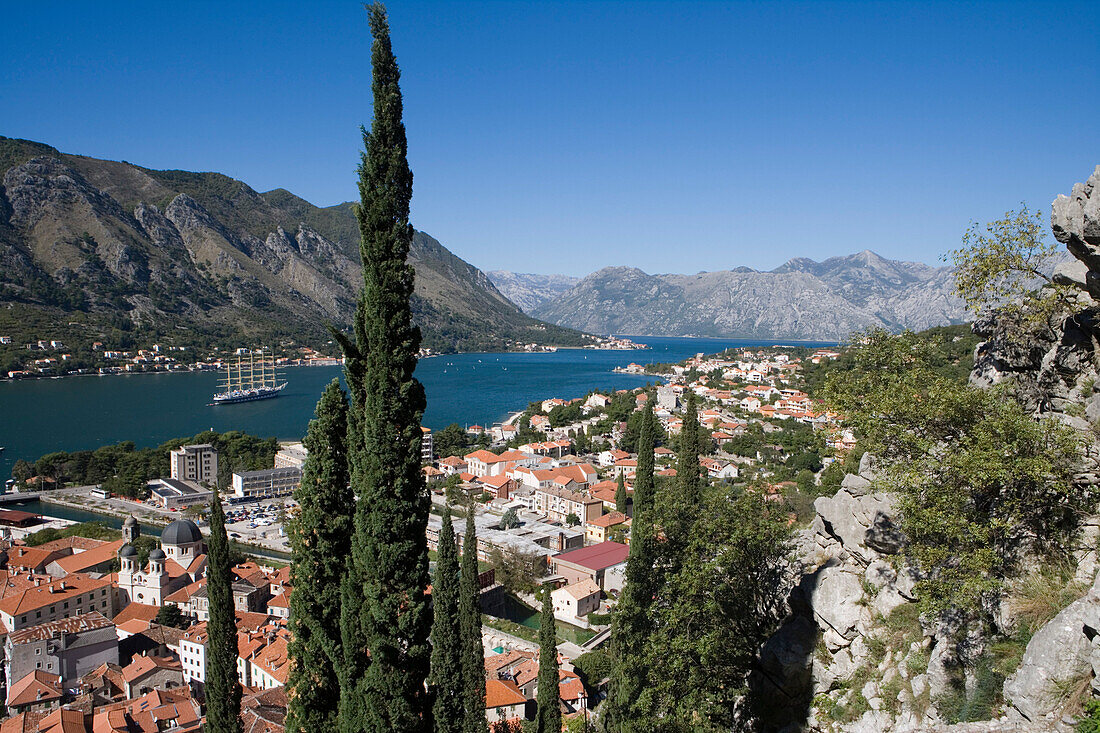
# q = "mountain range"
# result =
<box><xmin>0</xmin><ymin>137</ymin><xmax>586</xmax><ymax>358</ymax></box>
<box><xmin>491</xmin><ymin>252</ymin><xmax>967</xmax><ymax>341</ymax></box>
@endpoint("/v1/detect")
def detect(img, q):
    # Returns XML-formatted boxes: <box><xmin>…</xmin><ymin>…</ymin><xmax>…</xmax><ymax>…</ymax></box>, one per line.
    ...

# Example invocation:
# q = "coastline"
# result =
<box><xmin>32</xmin><ymin>494</ymin><xmax>290</xmax><ymax>562</ymax></box>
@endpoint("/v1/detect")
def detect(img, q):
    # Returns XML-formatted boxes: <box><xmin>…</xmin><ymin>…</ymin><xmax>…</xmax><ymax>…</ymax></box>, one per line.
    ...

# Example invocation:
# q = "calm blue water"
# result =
<box><xmin>0</xmin><ymin>336</ymin><xmax>835</xmax><ymax>474</ymax></box>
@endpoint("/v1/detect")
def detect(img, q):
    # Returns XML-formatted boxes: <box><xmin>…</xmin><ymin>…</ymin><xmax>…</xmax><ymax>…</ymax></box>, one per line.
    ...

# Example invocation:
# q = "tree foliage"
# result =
<box><xmin>287</xmin><ymin>380</ymin><xmax>352</xmax><ymax>733</ymax></box>
<box><xmin>824</xmin><ymin>328</ymin><xmax>1090</xmax><ymax>618</ymax></box>
<box><xmin>634</xmin><ymin>490</ymin><xmax>792</xmax><ymax>730</ymax></box>
<box><xmin>430</xmin><ymin>509</ymin><xmax>464</xmax><ymax>733</ymax></box>
<box><xmin>336</xmin><ymin>5</ymin><xmax>432</xmax><ymax>731</ymax></box>
<box><xmin>434</xmin><ymin>423</ymin><xmax>471</xmax><ymax>459</ymax></box>
<box><xmin>948</xmin><ymin>206</ymin><xmax>1075</xmax><ymax>341</ymax></box>
<box><xmin>459</xmin><ymin>515</ymin><xmax>488</xmax><ymax>733</ymax></box>
<box><xmin>205</xmin><ymin>492</ymin><xmax>242</xmax><ymax>733</ymax></box>
<box><xmin>535</xmin><ymin>591</ymin><xmax>561</xmax><ymax>733</ymax></box>
<box><xmin>154</xmin><ymin>603</ymin><xmax>188</xmax><ymax>629</ymax></box>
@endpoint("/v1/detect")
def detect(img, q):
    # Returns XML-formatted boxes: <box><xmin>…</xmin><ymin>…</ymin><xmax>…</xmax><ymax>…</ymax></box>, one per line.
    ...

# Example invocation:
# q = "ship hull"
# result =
<box><xmin>212</xmin><ymin>384</ymin><xmax>286</xmax><ymax>405</ymax></box>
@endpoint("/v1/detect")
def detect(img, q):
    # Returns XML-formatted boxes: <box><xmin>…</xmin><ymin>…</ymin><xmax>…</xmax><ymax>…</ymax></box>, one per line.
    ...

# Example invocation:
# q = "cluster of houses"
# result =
<box><xmin>3</xmin><ymin>340</ymin><xmax>349</xmax><ymax>381</ymax></box>
<box><xmin>0</xmin><ymin>514</ymin><xmax>293</xmax><ymax>731</ymax></box>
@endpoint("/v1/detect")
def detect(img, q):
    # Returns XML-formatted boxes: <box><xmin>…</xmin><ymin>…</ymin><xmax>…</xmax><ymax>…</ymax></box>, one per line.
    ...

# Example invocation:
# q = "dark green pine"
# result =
<box><xmin>205</xmin><ymin>491</ymin><xmax>242</xmax><ymax>733</ymax></box>
<box><xmin>431</xmin><ymin>509</ymin><xmax>464</xmax><ymax>733</ymax></box>
<box><xmin>286</xmin><ymin>380</ymin><xmax>352</xmax><ymax>733</ymax></box>
<box><xmin>614</xmin><ymin>471</ymin><xmax>628</xmax><ymax>516</ymax></box>
<box><xmin>458</xmin><ymin>515</ymin><xmax>487</xmax><ymax>733</ymax></box>
<box><xmin>535</xmin><ymin>591</ymin><xmax>561</xmax><ymax>733</ymax></box>
<box><xmin>606</xmin><ymin>404</ymin><xmax>658</xmax><ymax>730</ymax></box>
<box><xmin>336</xmin><ymin>4</ymin><xmax>432</xmax><ymax>731</ymax></box>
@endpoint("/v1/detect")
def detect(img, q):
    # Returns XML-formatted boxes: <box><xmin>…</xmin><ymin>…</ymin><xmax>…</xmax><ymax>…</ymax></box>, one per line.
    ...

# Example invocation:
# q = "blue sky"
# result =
<box><xmin>3</xmin><ymin>1</ymin><xmax>1098</xmax><ymax>276</ymax></box>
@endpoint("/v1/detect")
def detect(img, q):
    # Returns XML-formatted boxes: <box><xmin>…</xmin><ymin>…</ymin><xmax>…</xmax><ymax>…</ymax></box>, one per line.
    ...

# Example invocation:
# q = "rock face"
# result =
<box><xmin>486</xmin><ymin>271</ymin><xmax>580</xmax><ymax>313</ymax></box>
<box><xmin>0</xmin><ymin>136</ymin><xmax>586</xmax><ymax>353</ymax></box>
<box><xmin>532</xmin><ymin>251</ymin><xmax>967</xmax><ymax>340</ymax></box>
<box><xmin>754</xmin><ymin>455</ymin><xmax>933</xmax><ymax>732</ymax></box>
<box><xmin>1004</xmin><ymin>570</ymin><xmax>1100</xmax><ymax>725</ymax></box>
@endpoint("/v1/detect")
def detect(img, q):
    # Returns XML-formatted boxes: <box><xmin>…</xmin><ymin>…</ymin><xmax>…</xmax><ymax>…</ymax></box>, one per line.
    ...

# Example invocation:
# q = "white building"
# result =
<box><xmin>169</xmin><ymin>444</ymin><xmax>218</xmax><ymax>486</ymax></box>
<box><xmin>232</xmin><ymin>467</ymin><xmax>301</xmax><ymax>501</ymax></box>
<box><xmin>551</xmin><ymin>578</ymin><xmax>601</xmax><ymax>625</ymax></box>
<box><xmin>274</xmin><ymin>443</ymin><xmax>308</xmax><ymax>469</ymax></box>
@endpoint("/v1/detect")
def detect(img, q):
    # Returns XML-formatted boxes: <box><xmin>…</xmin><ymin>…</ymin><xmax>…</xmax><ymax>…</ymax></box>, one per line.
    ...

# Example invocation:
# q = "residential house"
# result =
<box><xmin>584</xmin><ymin>512</ymin><xmax>628</xmax><ymax>544</ymax></box>
<box><xmin>551</xmin><ymin>542</ymin><xmax>629</xmax><ymax>592</ymax></box>
<box><xmin>5</xmin><ymin>612</ymin><xmax>117</xmax><ymax>694</ymax></box>
<box><xmin>6</xmin><ymin>670</ymin><xmax>62</xmax><ymax>715</ymax></box>
<box><xmin>534</xmin><ymin>486</ymin><xmax>603</xmax><ymax>525</ymax></box>
<box><xmin>485</xmin><ymin>679</ymin><xmax>527</xmax><ymax>725</ymax></box>
<box><xmin>551</xmin><ymin>578</ymin><xmax>601</xmax><ymax>625</ymax></box>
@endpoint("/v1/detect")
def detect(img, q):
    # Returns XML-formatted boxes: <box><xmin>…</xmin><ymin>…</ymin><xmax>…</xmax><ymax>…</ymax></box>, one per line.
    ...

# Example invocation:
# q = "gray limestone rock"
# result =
<box><xmin>1003</xmin><ymin>569</ymin><xmax>1100</xmax><ymax>722</ymax></box>
<box><xmin>808</xmin><ymin>565</ymin><xmax>869</xmax><ymax>640</ymax></box>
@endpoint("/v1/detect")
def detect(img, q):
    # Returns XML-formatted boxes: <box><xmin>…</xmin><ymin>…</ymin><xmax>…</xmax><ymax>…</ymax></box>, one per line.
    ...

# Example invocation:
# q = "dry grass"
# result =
<box><xmin>1010</xmin><ymin>561</ymin><xmax>1088</xmax><ymax>635</ymax></box>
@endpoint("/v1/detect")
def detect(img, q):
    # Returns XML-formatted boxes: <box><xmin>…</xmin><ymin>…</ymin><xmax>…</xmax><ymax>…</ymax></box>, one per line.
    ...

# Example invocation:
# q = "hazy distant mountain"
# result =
<box><xmin>487</xmin><ymin>271</ymin><xmax>580</xmax><ymax>313</ymax></box>
<box><xmin>0</xmin><ymin>136</ymin><xmax>587</xmax><ymax>355</ymax></box>
<box><xmin>532</xmin><ymin>251</ymin><xmax>967</xmax><ymax>340</ymax></box>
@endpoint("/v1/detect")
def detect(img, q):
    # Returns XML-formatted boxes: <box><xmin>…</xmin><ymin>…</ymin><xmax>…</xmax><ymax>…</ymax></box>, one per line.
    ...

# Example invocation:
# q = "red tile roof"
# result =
<box><xmin>553</xmin><ymin>541</ymin><xmax>629</xmax><ymax>571</ymax></box>
<box><xmin>485</xmin><ymin>679</ymin><xmax>526</xmax><ymax>709</ymax></box>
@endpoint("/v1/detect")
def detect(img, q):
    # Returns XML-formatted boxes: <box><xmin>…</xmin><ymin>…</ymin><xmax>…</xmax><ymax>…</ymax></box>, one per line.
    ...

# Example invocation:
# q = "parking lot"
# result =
<box><xmin>223</xmin><ymin>497</ymin><xmax>293</xmax><ymax>552</ymax></box>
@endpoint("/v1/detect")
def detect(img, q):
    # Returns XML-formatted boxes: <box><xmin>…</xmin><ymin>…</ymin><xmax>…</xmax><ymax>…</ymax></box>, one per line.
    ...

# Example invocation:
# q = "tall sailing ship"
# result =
<box><xmin>212</xmin><ymin>349</ymin><xmax>287</xmax><ymax>405</ymax></box>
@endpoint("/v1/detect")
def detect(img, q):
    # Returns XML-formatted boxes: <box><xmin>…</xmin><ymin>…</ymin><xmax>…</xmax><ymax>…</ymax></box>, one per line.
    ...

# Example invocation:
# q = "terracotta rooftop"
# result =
<box><xmin>6</xmin><ymin>670</ymin><xmax>62</xmax><ymax>708</ymax></box>
<box><xmin>485</xmin><ymin>678</ymin><xmax>527</xmax><ymax>709</ymax></box>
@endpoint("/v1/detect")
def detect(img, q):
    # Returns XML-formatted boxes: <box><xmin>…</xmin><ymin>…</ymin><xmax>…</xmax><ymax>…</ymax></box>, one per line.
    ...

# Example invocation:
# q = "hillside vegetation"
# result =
<box><xmin>0</xmin><ymin>136</ymin><xmax>587</xmax><ymax>371</ymax></box>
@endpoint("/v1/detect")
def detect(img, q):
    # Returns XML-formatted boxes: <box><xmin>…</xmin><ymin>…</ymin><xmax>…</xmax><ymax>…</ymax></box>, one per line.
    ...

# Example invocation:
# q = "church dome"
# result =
<box><xmin>161</xmin><ymin>519</ymin><xmax>202</xmax><ymax>547</ymax></box>
<box><xmin>119</xmin><ymin>544</ymin><xmax>137</xmax><ymax>557</ymax></box>
<box><xmin>149</xmin><ymin>548</ymin><xmax>166</xmax><ymax>561</ymax></box>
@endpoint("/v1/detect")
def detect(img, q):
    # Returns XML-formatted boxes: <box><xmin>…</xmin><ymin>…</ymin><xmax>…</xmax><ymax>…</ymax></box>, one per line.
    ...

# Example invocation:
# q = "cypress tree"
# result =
<box><xmin>606</xmin><ymin>405</ymin><xmax>658</xmax><ymax>730</ymax></box>
<box><xmin>337</xmin><ymin>4</ymin><xmax>431</xmax><ymax>730</ymax></box>
<box><xmin>458</xmin><ymin>514</ymin><xmax>487</xmax><ymax>733</ymax></box>
<box><xmin>676</xmin><ymin>391</ymin><xmax>705</xmax><ymax>507</ymax></box>
<box><xmin>287</xmin><ymin>380</ymin><xmax>351</xmax><ymax>733</ymax></box>
<box><xmin>431</xmin><ymin>509</ymin><xmax>464</xmax><ymax>733</ymax></box>
<box><xmin>535</xmin><ymin>591</ymin><xmax>561</xmax><ymax>733</ymax></box>
<box><xmin>205</xmin><ymin>491</ymin><xmax>242</xmax><ymax>733</ymax></box>
<box><xmin>614</xmin><ymin>471</ymin><xmax>628</xmax><ymax>516</ymax></box>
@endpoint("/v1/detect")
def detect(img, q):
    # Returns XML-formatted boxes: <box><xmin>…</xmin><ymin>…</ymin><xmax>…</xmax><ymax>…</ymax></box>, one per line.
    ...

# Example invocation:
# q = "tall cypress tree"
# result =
<box><xmin>287</xmin><ymin>380</ymin><xmax>351</xmax><ymax>733</ymax></box>
<box><xmin>614</xmin><ymin>471</ymin><xmax>628</xmax><ymax>516</ymax></box>
<box><xmin>431</xmin><ymin>509</ymin><xmax>464</xmax><ymax>733</ymax></box>
<box><xmin>205</xmin><ymin>491</ymin><xmax>242</xmax><ymax>733</ymax></box>
<box><xmin>337</xmin><ymin>4</ymin><xmax>432</xmax><ymax>731</ymax></box>
<box><xmin>606</xmin><ymin>405</ymin><xmax>658</xmax><ymax>730</ymax></box>
<box><xmin>458</xmin><ymin>514</ymin><xmax>487</xmax><ymax>733</ymax></box>
<box><xmin>535</xmin><ymin>591</ymin><xmax>561</xmax><ymax>733</ymax></box>
<box><xmin>676</xmin><ymin>390</ymin><xmax>704</xmax><ymax>506</ymax></box>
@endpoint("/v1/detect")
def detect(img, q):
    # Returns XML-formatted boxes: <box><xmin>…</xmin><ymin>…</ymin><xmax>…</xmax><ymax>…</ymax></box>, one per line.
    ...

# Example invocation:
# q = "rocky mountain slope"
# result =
<box><xmin>756</xmin><ymin>167</ymin><xmax>1100</xmax><ymax>733</ymax></box>
<box><xmin>531</xmin><ymin>251</ymin><xmax>966</xmax><ymax>340</ymax></box>
<box><xmin>486</xmin><ymin>271</ymin><xmax>579</xmax><ymax>313</ymax></box>
<box><xmin>0</xmin><ymin>136</ymin><xmax>587</xmax><ymax>356</ymax></box>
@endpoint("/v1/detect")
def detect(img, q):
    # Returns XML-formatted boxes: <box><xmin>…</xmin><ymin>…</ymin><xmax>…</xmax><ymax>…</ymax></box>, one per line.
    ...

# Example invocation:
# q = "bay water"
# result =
<box><xmin>0</xmin><ymin>336</ymin><xmax>836</xmax><ymax>476</ymax></box>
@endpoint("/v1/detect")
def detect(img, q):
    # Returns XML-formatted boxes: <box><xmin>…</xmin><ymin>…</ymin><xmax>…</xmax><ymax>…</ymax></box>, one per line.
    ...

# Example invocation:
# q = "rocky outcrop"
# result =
<box><xmin>755</xmin><ymin>455</ymin><xmax>932</xmax><ymax>732</ymax></box>
<box><xmin>755</xmin><ymin>454</ymin><xmax>1085</xmax><ymax>732</ymax></box>
<box><xmin>1003</xmin><ymin>570</ymin><xmax>1100</xmax><ymax>726</ymax></box>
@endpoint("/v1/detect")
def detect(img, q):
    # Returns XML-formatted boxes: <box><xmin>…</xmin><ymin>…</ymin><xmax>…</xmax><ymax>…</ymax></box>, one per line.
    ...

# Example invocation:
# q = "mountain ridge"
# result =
<box><xmin>0</xmin><ymin>136</ymin><xmax>588</xmax><ymax>365</ymax></box>
<box><xmin>529</xmin><ymin>253</ymin><xmax>967</xmax><ymax>340</ymax></box>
